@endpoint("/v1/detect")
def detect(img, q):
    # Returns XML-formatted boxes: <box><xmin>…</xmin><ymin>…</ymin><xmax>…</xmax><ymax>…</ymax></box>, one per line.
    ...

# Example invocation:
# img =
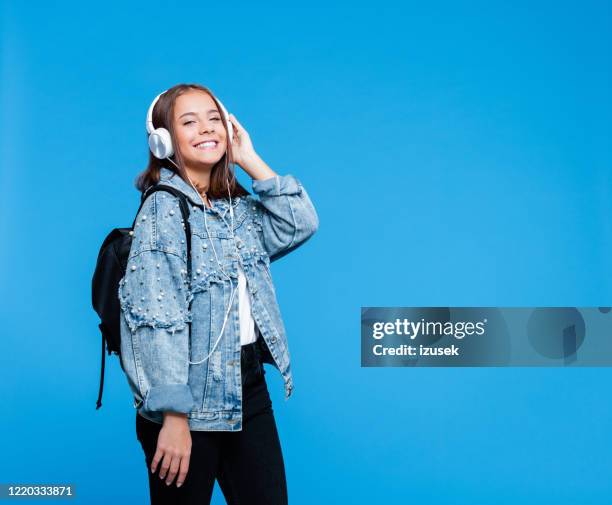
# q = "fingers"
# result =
<box><xmin>151</xmin><ymin>447</ymin><xmax>163</xmax><ymax>474</ymax></box>
<box><xmin>151</xmin><ymin>445</ymin><xmax>191</xmax><ymax>487</ymax></box>
<box><xmin>158</xmin><ymin>452</ymin><xmax>172</xmax><ymax>480</ymax></box>
<box><xmin>165</xmin><ymin>454</ymin><xmax>182</xmax><ymax>486</ymax></box>
<box><xmin>176</xmin><ymin>453</ymin><xmax>191</xmax><ymax>488</ymax></box>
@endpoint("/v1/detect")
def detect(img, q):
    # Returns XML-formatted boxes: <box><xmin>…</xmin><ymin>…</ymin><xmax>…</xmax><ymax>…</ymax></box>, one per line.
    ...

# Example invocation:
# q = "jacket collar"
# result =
<box><xmin>158</xmin><ymin>166</ymin><xmax>204</xmax><ymax>208</ymax></box>
<box><xmin>157</xmin><ymin>166</ymin><xmax>240</xmax><ymax>216</ymax></box>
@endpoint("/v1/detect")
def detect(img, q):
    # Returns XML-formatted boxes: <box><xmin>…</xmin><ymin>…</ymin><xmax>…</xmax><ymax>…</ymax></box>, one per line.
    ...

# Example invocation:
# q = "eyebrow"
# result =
<box><xmin>179</xmin><ymin>109</ymin><xmax>220</xmax><ymax>119</ymax></box>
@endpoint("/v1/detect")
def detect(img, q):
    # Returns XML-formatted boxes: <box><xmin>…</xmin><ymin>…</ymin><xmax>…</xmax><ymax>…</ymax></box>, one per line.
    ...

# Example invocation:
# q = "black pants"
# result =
<box><xmin>136</xmin><ymin>339</ymin><xmax>288</xmax><ymax>505</ymax></box>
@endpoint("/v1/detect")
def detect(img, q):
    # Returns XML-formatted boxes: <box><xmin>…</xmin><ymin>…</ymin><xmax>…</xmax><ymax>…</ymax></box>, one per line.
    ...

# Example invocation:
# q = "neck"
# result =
<box><xmin>184</xmin><ymin>164</ymin><xmax>213</xmax><ymax>196</ymax></box>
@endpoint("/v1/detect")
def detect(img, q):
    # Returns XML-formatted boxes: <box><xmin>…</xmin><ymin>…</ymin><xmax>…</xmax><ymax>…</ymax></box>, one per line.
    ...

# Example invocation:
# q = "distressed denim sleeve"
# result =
<box><xmin>118</xmin><ymin>192</ymin><xmax>195</xmax><ymax>414</ymax></box>
<box><xmin>251</xmin><ymin>174</ymin><xmax>319</xmax><ymax>262</ymax></box>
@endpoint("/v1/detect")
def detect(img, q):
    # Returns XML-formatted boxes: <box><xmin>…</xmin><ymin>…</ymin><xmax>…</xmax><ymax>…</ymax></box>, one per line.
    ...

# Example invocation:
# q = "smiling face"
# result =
<box><xmin>172</xmin><ymin>90</ymin><xmax>227</xmax><ymax>171</ymax></box>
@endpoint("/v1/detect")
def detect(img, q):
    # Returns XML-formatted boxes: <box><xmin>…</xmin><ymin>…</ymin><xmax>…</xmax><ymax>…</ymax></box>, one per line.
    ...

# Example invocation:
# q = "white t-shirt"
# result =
<box><xmin>237</xmin><ymin>263</ymin><xmax>257</xmax><ymax>346</ymax></box>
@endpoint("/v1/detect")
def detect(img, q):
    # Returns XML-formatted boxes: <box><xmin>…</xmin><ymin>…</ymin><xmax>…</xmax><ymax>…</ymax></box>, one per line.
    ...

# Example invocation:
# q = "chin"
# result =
<box><xmin>198</xmin><ymin>155</ymin><xmax>224</xmax><ymax>165</ymax></box>
<box><xmin>185</xmin><ymin>156</ymin><xmax>224</xmax><ymax>168</ymax></box>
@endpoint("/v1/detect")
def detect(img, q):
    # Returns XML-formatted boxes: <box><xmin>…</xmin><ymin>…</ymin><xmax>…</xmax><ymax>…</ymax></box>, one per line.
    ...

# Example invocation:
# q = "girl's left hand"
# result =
<box><xmin>227</xmin><ymin>113</ymin><xmax>257</xmax><ymax>168</ymax></box>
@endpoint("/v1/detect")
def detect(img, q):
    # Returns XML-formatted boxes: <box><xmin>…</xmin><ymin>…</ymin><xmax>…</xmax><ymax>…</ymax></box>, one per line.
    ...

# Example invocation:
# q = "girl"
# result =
<box><xmin>118</xmin><ymin>83</ymin><xmax>319</xmax><ymax>504</ymax></box>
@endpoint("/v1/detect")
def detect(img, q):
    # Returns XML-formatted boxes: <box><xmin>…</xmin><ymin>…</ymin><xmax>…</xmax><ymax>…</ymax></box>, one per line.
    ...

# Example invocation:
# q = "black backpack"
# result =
<box><xmin>91</xmin><ymin>184</ymin><xmax>193</xmax><ymax>410</ymax></box>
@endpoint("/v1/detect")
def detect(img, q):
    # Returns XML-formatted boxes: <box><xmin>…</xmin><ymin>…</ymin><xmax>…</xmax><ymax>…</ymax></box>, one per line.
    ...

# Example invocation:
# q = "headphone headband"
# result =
<box><xmin>145</xmin><ymin>91</ymin><xmax>165</xmax><ymax>135</ymax></box>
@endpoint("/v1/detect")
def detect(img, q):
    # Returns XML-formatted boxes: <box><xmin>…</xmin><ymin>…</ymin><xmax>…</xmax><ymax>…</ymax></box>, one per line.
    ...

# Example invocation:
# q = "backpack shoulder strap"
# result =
<box><xmin>133</xmin><ymin>185</ymin><xmax>193</xmax><ymax>278</ymax></box>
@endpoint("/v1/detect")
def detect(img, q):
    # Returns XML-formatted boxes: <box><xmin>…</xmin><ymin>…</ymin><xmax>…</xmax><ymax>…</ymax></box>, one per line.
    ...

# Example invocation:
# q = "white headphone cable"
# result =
<box><xmin>165</xmin><ymin>157</ymin><xmax>240</xmax><ymax>365</ymax></box>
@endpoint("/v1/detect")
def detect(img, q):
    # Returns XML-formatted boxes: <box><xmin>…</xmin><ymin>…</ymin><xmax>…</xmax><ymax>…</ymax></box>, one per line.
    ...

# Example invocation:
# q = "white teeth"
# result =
<box><xmin>196</xmin><ymin>141</ymin><xmax>217</xmax><ymax>149</ymax></box>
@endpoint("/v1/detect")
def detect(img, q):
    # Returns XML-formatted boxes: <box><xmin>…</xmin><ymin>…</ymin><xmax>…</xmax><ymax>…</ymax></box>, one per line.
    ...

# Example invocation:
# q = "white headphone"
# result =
<box><xmin>145</xmin><ymin>88</ymin><xmax>238</xmax><ymax>366</ymax></box>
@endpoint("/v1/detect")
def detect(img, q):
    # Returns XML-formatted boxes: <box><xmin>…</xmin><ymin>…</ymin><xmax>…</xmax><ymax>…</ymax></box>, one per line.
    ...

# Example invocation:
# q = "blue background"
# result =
<box><xmin>2</xmin><ymin>1</ymin><xmax>611</xmax><ymax>503</ymax></box>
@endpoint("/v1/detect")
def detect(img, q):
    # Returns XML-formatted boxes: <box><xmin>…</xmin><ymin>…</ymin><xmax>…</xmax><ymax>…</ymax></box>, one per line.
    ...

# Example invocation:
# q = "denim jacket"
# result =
<box><xmin>118</xmin><ymin>166</ymin><xmax>319</xmax><ymax>431</ymax></box>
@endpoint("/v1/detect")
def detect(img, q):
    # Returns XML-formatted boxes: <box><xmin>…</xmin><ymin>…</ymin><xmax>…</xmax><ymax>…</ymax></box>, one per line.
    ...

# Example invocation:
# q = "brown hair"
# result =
<box><xmin>135</xmin><ymin>83</ymin><xmax>250</xmax><ymax>200</ymax></box>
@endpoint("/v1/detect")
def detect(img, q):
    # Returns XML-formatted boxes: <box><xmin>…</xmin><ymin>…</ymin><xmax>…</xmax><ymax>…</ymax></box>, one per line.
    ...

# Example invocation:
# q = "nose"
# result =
<box><xmin>199</xmin><ymin>119</ymin><xmax>216</xmax><ymax>135</ymax></box>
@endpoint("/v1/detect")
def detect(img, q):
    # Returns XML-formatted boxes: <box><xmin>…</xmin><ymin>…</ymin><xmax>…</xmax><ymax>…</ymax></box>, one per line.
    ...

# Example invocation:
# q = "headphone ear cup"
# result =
<box><xmin>148</xmin><ymin>128</ymin><xmax>174</xmax><ymax>159</ymax></box>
